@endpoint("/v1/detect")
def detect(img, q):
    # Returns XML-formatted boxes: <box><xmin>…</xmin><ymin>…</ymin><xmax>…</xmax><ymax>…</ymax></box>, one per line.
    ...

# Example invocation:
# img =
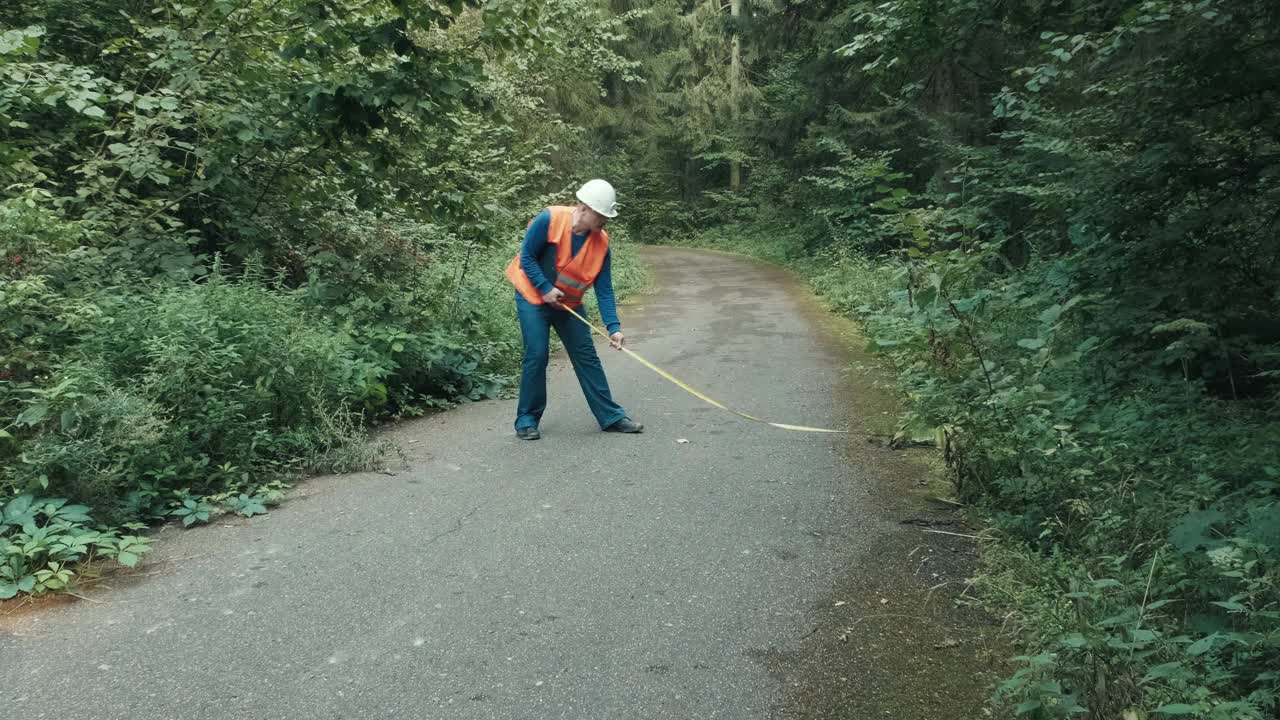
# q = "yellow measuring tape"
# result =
<box><xmin>563</xmin><ymin>305</ymin><xmax>847</xmax><ymax>434</ymax></box>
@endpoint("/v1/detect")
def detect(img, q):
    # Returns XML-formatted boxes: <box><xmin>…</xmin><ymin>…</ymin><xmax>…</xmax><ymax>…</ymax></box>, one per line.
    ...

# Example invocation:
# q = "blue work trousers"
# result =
<box><xmin>515</xmin><ymin>295</ymin><xmax>626</xmax><ymax>431</ymax></box>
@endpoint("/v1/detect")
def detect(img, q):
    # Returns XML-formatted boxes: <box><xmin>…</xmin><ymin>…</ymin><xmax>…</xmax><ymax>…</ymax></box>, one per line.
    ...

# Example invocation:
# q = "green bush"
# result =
<box><xmin>0</xmin><ymin>202</ymin><xmax>108</xmax><ymax>411</ymax></box>
<box><xmin>721</xmin><ymin>230</ymin><xmax>1280</xmax><ymax>718</ymax></box>
<box><xmin>3</xmin><ymin>273</ymin><xmax>376</xmax><ymax>524</ymax></box>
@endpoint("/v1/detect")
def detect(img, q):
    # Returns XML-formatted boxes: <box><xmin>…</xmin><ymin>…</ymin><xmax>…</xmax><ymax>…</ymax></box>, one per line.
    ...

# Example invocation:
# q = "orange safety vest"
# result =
<box><xmin>505</xmin><ymin>206</ymin><xmax>610</xmax><ymax>309</ymax></box>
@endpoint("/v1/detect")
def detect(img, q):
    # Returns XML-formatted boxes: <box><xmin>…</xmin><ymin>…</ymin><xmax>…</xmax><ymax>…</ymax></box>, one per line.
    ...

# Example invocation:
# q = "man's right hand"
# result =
<box><xmin>542</xmin><ymin>287</ymin><xmax>565</xmax><ymax>309</ymax></box>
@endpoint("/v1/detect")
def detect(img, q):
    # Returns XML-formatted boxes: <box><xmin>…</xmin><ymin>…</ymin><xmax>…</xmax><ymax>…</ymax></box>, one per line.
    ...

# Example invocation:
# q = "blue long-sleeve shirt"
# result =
<box><xmin>518</xmin><ymin>209</ymin><xmax>622</xmax><ymax>335</ymax></box>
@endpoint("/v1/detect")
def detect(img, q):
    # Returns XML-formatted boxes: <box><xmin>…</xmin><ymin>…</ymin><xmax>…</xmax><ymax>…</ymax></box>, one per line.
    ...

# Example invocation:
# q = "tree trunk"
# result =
<box><xmin>730</xmin><ymin>0</ymin><xmax>742</xmax><ymax>191</ymax></box>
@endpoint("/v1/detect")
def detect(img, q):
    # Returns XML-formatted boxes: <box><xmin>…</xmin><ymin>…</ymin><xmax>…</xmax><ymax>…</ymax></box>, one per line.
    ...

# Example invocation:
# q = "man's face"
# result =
<box><xmin>574</xmin><ymin>204</ymin><xmax>608</xmax><ymax>232</ymax></box>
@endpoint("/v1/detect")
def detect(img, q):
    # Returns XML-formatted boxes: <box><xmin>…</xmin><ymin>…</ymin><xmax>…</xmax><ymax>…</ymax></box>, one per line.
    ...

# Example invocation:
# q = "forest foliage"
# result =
<box><xmin>598</xmin><ymin>0</ymin><xmax>1280</xmax><ymax>716</ymax></box>
<box><xmin>1</xmin><ymin>0</ymin><xmax>647</xmax><ymax>597</ymax></box>
<box><xmin>3</xmin><ymin>0</ymin><xmax>1278</xmax><ymax>717</ymax></box>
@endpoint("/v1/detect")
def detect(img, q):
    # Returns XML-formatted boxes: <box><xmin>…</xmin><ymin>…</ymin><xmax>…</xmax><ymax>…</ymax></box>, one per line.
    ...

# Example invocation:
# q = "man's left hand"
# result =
<box><xmin>609</xmin><ymin>332</ymin><xmax>625</xmax><ymax>350</ymax></box>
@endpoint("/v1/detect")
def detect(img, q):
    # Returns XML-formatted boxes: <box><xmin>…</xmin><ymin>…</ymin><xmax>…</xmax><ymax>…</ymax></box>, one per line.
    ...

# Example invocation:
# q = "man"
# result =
<box><xmin>504</xmin><ymin>179</ymin><xmax>644</xmax><ymax>441</ymax></box>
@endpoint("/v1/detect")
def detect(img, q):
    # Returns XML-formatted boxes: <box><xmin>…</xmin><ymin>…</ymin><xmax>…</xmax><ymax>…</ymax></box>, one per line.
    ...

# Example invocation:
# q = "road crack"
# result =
<box><xmin>423</xmin><ymin>504</ymin><xmax>484</xmax><ymax>547</ymax></box>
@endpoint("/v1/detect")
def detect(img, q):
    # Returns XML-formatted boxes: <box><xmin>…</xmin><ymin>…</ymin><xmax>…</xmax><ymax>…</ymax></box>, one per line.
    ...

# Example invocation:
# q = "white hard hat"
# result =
<box><xmin>575</xmin><ymin>179</ymin><xmax>618</xmax><ymax>218</ymax></box>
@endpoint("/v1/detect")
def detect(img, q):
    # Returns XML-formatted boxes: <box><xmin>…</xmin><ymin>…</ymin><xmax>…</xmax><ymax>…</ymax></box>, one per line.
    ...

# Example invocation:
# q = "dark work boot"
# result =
<box><xmin>605</xmin><ymin>417</ymin><xmax>644</xmax><ymax>434</ymax></box>
<box><xmin>516</xmin><ymin>426</ymin><xmax>541</xmax><ymax>441</ymax></box>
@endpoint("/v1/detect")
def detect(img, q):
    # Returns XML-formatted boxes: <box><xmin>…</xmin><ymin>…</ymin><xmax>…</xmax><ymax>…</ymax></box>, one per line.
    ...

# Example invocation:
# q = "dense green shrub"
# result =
<box><xmin>4</xmin><ymin>274</ymin><xmax>368</xmax><ymax>521</ymax></box>
<box><xmin>711</xmin><ymin>235</ymin><xmax>1280</xmax><ymax>718</ymax></box>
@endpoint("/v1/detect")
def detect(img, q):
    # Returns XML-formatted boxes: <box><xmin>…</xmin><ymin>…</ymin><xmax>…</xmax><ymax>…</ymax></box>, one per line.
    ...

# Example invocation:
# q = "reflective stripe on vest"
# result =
<box><xmin>504</xmin><ymin>206</ymin><xmax>610</xmax><ymax>308</ymax></box>
<box><xmin>556</xmin><ymin>275</ymin><xmax>591</xmax><ymax>292</ymax></box>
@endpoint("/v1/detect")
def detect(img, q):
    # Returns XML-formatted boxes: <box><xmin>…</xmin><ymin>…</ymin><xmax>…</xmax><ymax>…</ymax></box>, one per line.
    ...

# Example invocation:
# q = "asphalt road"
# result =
<box><xmin>1</xmin><ymin>247</ymin><xmax>994</xmax><ymax>720</ymax></box>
